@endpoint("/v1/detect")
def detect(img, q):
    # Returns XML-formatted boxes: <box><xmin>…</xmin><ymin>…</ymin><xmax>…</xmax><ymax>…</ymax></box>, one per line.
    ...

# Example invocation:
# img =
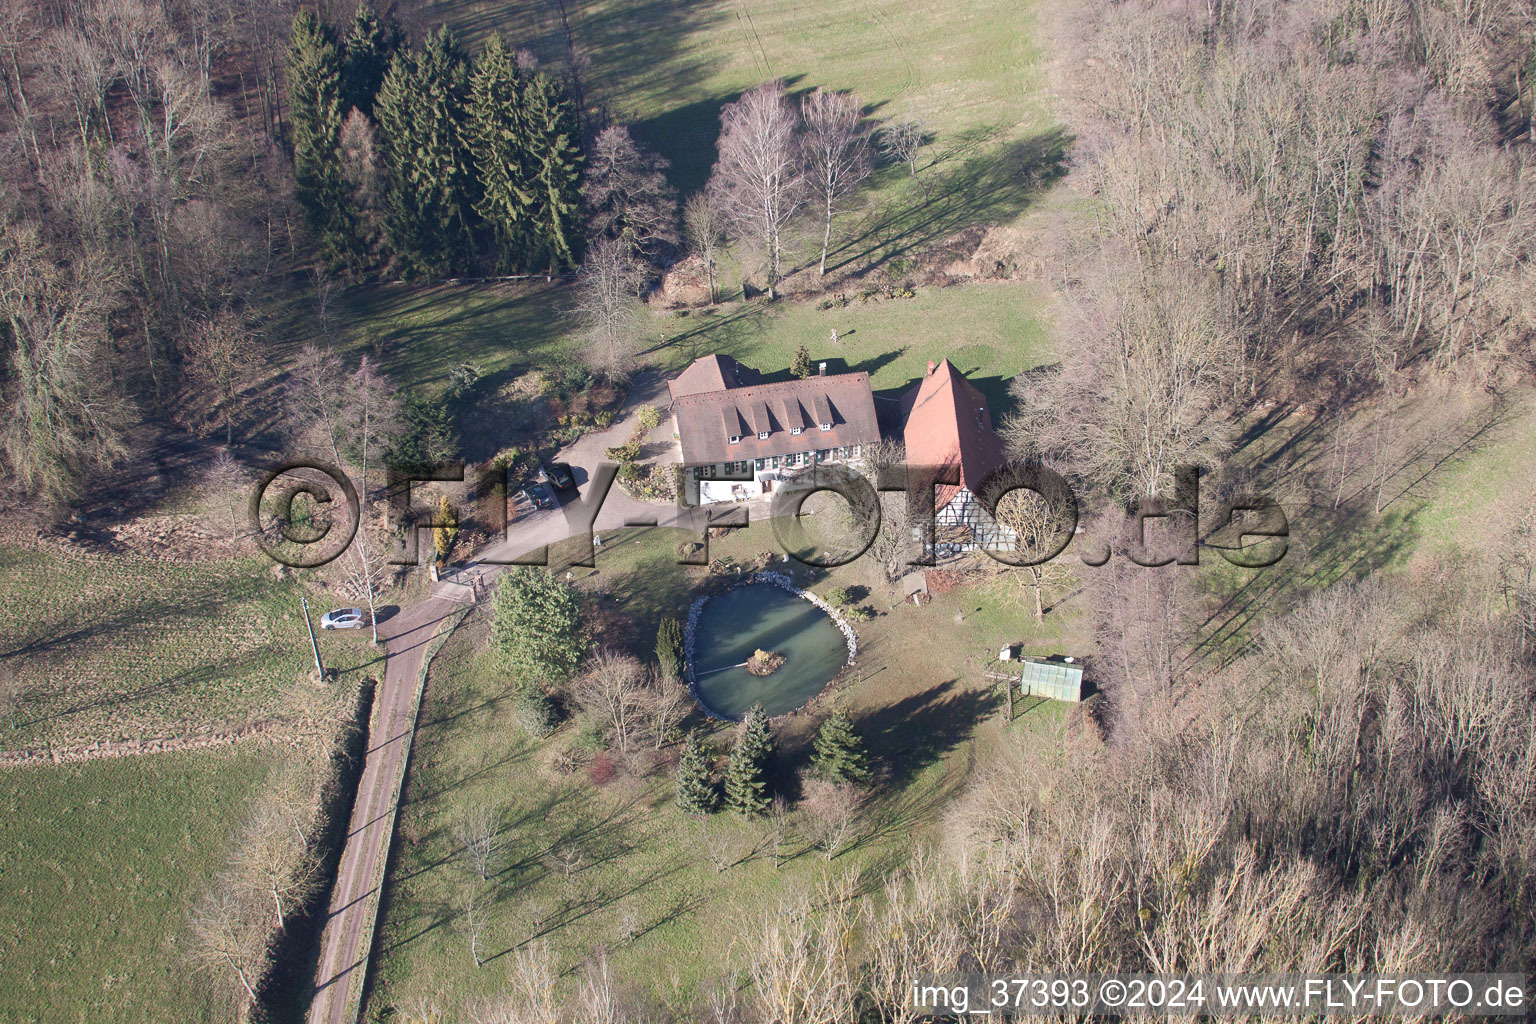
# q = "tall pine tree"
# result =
<box><xmin>724</xmin><ymin>703</ymin><xmax>774</xmax><ymax>816</ymax></box>
<box><xmin>467</xmin><ymin>34</ymin><xmax>533</xmax><ymax>271</ymax></box>
<box><xmin>809</xmin><ymin>709</ymin><xmax>872</xmax><ymax>785</ymax></box>
<box><xmin>340</xmin><ymin>4</ymin><xmax>401</xmax><ymax>117</ymax></box>
<box><xmin>521</xmin><ymin>70</ymin><xmax>583</xmax><ymax>274</ymax></box>
<box><xmin>674</xmin><ymin>730</ymin><xmax>719</xmax><ymax>815</ymax></box>
<box><xmin>287</xmin><ymin>12</ymin><xmax>357</xmax><ymax>267</ymax></box>
<box><xmin>374</xmin><ymin>28</ymin><xmax>475</xmax><ymax>278</ymax></box>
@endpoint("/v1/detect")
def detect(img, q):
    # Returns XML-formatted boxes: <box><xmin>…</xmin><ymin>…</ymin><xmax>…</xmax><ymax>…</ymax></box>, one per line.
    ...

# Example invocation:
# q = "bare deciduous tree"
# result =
<box><xmin>0</xmin><ymin>661</ymin><xmax>19</xmax><ymax>731</ymax></box>
<box><xmin>1005</xmin><ymin>265</ymin><xmax>1234</xmax><ymax>500</ymax></box>
<box><xmin>201</xmin><ymin>449</ymin><xmax>246</xmax><ymax>544</ymax></box>
<box><xmin>548</xmin><ymin>840</ymin><xmax>585</xmax><ymax>881</ymax></box>
<box><xmin>515</xmin><ymin>939</ymin><xmax>560</xmax><ymax>1002</ymax></box>
<box><xmin>0</xmin><ymin>223</ymin><xmax>131</xmax><ymax>507</ymax></box>
<box><xmin>982</xmin><ymin>487</ymin><xmax>1076</xmax><ymax>620</ymax></box>
<box><xmin>799</xmin><ymin>775</ymin><xmax>864</xmax><ymax>860</ymax></box>
<box><xmin>339</xmin><ymin>108</ymin><xmax>382</xmax><ymax>258</ymax></box>
<box><xmin>187</xmin><ymin>875</ymin><xmax>265</xmax><ymax>1008</ymax></box>
<box><xmin>745</xmin><ymin>877</ymin><xmax>858</xmax><ymax>1024</ymax></box>
<box><xmin>285</xmin><ymin>343</ymin><xmax>347</xmax><ymax>465</ymax></box>
<box><xmin>800</xmin><ymin>88</ymin><xmax>870</xmax><ymax>275</ymax></box>
<box><xmin>569</xmin><ymin>237</ymin><xmax>645</xmax><ymax>383</ymax></box>
<box><xmin>571</xmin><ymin>649</ymin><xmax>649</xmax><ymax>754</ymax></box>
<box><xmin>583</xmin><ymin>125</ymin><xmax>678</xmax><ymax>258</ymax></box>
<box><xmin>766</xmin><ymin>794</ymin><xmax>792</xmax><ymax>870</ymax></box>
<box><xmin>642</xmin><ymin>666</ymin><xmax>689</xmax><ymax>751</ymax></box>
<box><xmin>709</xmin><ymin>80</ymin><xmax>805</xmax><ymax>299</ymax></box>
<box><xmin>186</xmin><ymin>310</ymin><xmax>259</xmax><ymax>445</ymax></box>
<box><xmin>695</xmin><ymin>820</ymin><xmax>742</xmax><ymax>874</ymax></box>
<box><xmin>342</xmin><ymin>356</ymin><xmax>397</xmax><ymax>641</ymax></box>
<box><xmin>453</xmin><ymin>804</ymin><xmax>504</xmax><ymax>881</ymax></box>
<box><xmin>683</xmin><ymin>192</ymin><xmax>724</xmax><ymax>304</ymax></box>
<box><xmin>460</xmin><ymin>883</ymin><xmax>492</xmax><ymax>968</ymax></box>
<box><xmin>878</xmin><ymin>118</ymin><xmax>929</xmax><ymax>198</ymax></box>
<box><xmin>234</xmin><ymin>796</ymin><xmax>317</xmax><ymax>933</ymax></box>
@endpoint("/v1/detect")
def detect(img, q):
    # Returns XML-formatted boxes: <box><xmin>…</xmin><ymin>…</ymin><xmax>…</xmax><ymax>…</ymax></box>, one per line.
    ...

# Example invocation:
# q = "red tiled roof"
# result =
<box><xmin>900</xmin><ymin>359</ymin><xmax>1007</xmax><ymax>510</ymax></box>
<box><xmin>667</xmin><ymin>354</ymin><xmax>763</xmax><ymax>401</ymax></box>
<box><xmin>673</xmin><ymin>372</ymin><xmax>880</xmax><ymax>465</ymax></box>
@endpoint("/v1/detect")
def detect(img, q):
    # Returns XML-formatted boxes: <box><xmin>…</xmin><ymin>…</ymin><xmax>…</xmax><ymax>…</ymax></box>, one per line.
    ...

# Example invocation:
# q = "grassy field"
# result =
<box><xmin>266</xmin><ymin>279</ymin><xmax>574</xmax><ymax>407</ymax></box>
<box><xmin>0</xmin><ymin>745</ymin><xmax>278</xmax><ymax>1023</ymax></box>
<box><xmin>0</xmin><ymin>545</ymin><xmax>377</xmax><ymax>749</ymax></box>
<box><xmin>653</xmin><ymin>280</ymin><xmax>1053</xmax><ymax>412</ymax></box>
<box><xmin>412</xmin><ymin>0</ymin><xmax>1048</xmax><ymax>196</ymax></box>
<box><xmin>1406</xmin><ymin>393</ymin><xmax>1536</xmax><ymax>562</ymax></box>
<box><xmin>368</xmin><ymin>523</ymin><xmax>1082</xmax><ymax>1015</ymax></box>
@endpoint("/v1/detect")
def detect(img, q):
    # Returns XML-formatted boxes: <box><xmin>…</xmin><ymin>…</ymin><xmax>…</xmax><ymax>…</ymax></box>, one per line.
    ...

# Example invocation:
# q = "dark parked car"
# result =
<box><xmin>521</xmin><ymin>481</ymin><xmax>556</xmax><ymax>510</ymax></box>
<box><xmin>538</xmin><ymin>461</ymin><xmax>576</xmax><ymax>491</ymax></box>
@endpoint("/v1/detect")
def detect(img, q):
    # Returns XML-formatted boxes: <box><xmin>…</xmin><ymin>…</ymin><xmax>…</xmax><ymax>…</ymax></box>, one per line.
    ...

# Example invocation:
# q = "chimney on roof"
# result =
<box><xmin>926</xmin><ymin>360</ymin><xmax>936</xmax><ymax>375</ymax></box>
<box><xmin>818</xmin><ymin>361</ymin><xmax>827</xmax><ymax>376</ymax></box>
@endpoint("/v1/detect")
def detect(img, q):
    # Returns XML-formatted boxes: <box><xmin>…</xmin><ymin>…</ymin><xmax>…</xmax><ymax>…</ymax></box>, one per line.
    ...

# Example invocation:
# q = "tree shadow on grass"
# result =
<box><xmin>856</xmin><ymin>679</ymin><xmax>1000</xmax><ymax>787</ymax></box>
<box><xmin>1189</xmin><ymin>394</ymin><xmax>1512</xmax><ymax>667</ymax></box>
<box><xmin>399</xmin><ymin>744</ymin><xmax>532</xmax><ymax>809</ymax></box>
<box><xmin>480</xmin><ymin>862</ymin><xmax>693</xmax><ymax>966</ymax></box>
<box><xmin>644</xmin><ymin>301</ymin><xmax>773</xmax><ymax>368</ymax></box>
<box><xmin>824</xmin><ymin>128</ymin><xmax>1069</xmax><ymax>278</ymax></box>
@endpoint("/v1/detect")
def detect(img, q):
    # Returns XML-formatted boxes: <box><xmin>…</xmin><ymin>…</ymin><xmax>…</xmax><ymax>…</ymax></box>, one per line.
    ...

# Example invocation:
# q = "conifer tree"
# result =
<box><xmin>432</xmin><ymin>493</ymin><xmax>458</xmax><ymax>561</ymax></box>
<box><xmin>374</xmin><ymin>50</ymin><xmax>421</xmax><ymax>268</ymax></box>
<box><xmin>374</xmin><ymin>29</ymin><xmax>475</xmax><ymax>278</ymax></box>
<box><xmin>467</xmin><ymin>34</ymin><xmax>533</xmax><ymax>271</ymax></box>
<box><xmin>340</xmin><ymin>4</ymin><xmax>400</xmax><ymax>117</ymax></box>
<box><xmin>724</xmin><ymin>703</ymin><xmax>774</xmax><ymax>816</ymax></box>
<box><xmin>287</xmin><ymin>12</ymin><xmax>356</xmax><ymax>266</ymax></box>
<box><xmin>522</xmin><ymin>71</ymin><xmax>583</xmax><ymax>273</ymax></box>
<box><xmin>655</xmin><ymin>616</ymin><xmax>684</xmax><ymax>679</ymax></box>
<box><xmin>674</xmin><ymin>730</ymin><xmax>719</xmax><ymax>815</ymax></box>
<box><xmin>809</xmin><ymin>709</ymin><xmax>872</xmax><ymax>785</ymax></box>
<box><xmin>791</xmin><ymin>344</ymin><xmax>813</xmax><ymax>379</ymax></box>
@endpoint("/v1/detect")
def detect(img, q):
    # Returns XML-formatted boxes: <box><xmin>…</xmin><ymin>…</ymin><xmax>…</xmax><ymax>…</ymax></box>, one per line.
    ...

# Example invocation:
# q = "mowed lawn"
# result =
<box><xmin>0</xmin><ymin>746</ymin><xmax>278</xmax><ymax>1023</ymax></box>
<box><xmin>0</xmin><ymin>545</ymin><xmax>375</xmax><ymax>749</ymax></box>
<box><xmin>369</xmin><ymin>524</ymin><xmax>1081</xmax><ymax>1014</ymax></box>
<box><xmin>652</xmin><ymin>280</ymin><xmax>1053</xmax><ymax>413</ymax></box>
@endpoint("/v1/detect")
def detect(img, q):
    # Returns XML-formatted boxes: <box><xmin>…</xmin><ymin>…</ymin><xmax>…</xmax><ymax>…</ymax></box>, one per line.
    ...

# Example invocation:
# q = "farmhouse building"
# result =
<box><xmin>900</xmin><ymin>359</ymin><xmax>1014</xmax><ymax>555</ymax></box>
<box><xmin>670</xmin><ymin>354</ymin><xmax>881</xmax><ymax>504</ymax></box>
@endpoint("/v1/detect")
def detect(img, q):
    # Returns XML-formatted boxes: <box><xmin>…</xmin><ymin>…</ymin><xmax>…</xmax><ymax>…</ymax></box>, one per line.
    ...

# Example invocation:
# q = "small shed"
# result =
<box><xmin>1017</xmin><ymin>657</ymin><xmax>1085</xmax><ymax>702</ymax></box>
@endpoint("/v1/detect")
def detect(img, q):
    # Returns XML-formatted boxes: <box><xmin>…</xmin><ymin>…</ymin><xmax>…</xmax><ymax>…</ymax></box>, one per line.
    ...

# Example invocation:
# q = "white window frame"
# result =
<box><xmin>758</xmin><ymin>431</ymin><xmax>770</xmax><ymax>440</ymax></box>
<box><xmin>819</xmin><ymin>422</ymin><xmax>832</xmax><ymax>431</ymax></box>
<box><xmin>790</xmin><ymin>426</ymin><xmax>803</xmax><ymax>435</ymax></box>
<box><xmin>728</xmin><ymin>435</ymin><xmax>741</xmax><ymax>445</ymax></box>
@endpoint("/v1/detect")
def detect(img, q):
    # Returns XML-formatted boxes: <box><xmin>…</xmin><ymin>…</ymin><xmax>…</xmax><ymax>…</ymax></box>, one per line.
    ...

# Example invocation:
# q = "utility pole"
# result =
<box><xmin>301</xmin><ymin>596</ymin><xmax>324</xmax><ymax>681</ymax></box>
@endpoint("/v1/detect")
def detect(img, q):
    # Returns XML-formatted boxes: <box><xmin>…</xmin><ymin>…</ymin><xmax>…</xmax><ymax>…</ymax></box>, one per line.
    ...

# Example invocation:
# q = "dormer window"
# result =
<box><xmin>791</xmin><ymin>426</ymin><xmax>803</xmax><ymax>435</ymax></box>
<box><xmin>758</xmin><ymin>431</ymin><xmax>770</xmax><ymax>440</ymax></box>
<box><xmin>728</xmin><ymin>435</ymin><xmax>741</xmax><ymax>445</ymax></box>
<box><xmin>819</xmin><ymin>422</ymin><xmax>832</xmax><ymax>431</ymax></box>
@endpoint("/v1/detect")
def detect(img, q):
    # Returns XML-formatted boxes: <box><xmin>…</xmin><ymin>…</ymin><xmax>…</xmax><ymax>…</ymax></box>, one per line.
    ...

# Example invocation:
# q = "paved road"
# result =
<box><xmin>305</xmin><ymin>596</ymin><xmax>459</xmax><ymax>1024</ymax></box>
<box><xmin>304</xmin><ymin>376</ymin><xmax>694</xmax><ymax>1023</ymax></box>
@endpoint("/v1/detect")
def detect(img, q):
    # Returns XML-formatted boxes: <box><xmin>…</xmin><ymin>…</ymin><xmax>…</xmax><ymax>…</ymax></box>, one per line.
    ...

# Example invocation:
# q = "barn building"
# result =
<box><xmin>900</xmin><ymin>359</ymin><xmax>1016</xmax><ymax>556</ymax></box>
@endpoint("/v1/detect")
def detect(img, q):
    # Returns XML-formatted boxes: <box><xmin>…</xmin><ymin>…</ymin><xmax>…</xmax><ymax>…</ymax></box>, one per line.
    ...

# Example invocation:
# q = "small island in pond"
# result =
<box><xmin>745</xmin><ymin>649</ymin><xmax>787</xmax><ymax>676</ymax></box>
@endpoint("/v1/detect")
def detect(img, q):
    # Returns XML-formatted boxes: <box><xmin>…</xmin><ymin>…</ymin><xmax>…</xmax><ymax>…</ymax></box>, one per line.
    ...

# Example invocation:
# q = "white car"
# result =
<box><xmin>321</xmin><ymin>607</ymin><xmax>366</xmax><ymax>630</ymax></box>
